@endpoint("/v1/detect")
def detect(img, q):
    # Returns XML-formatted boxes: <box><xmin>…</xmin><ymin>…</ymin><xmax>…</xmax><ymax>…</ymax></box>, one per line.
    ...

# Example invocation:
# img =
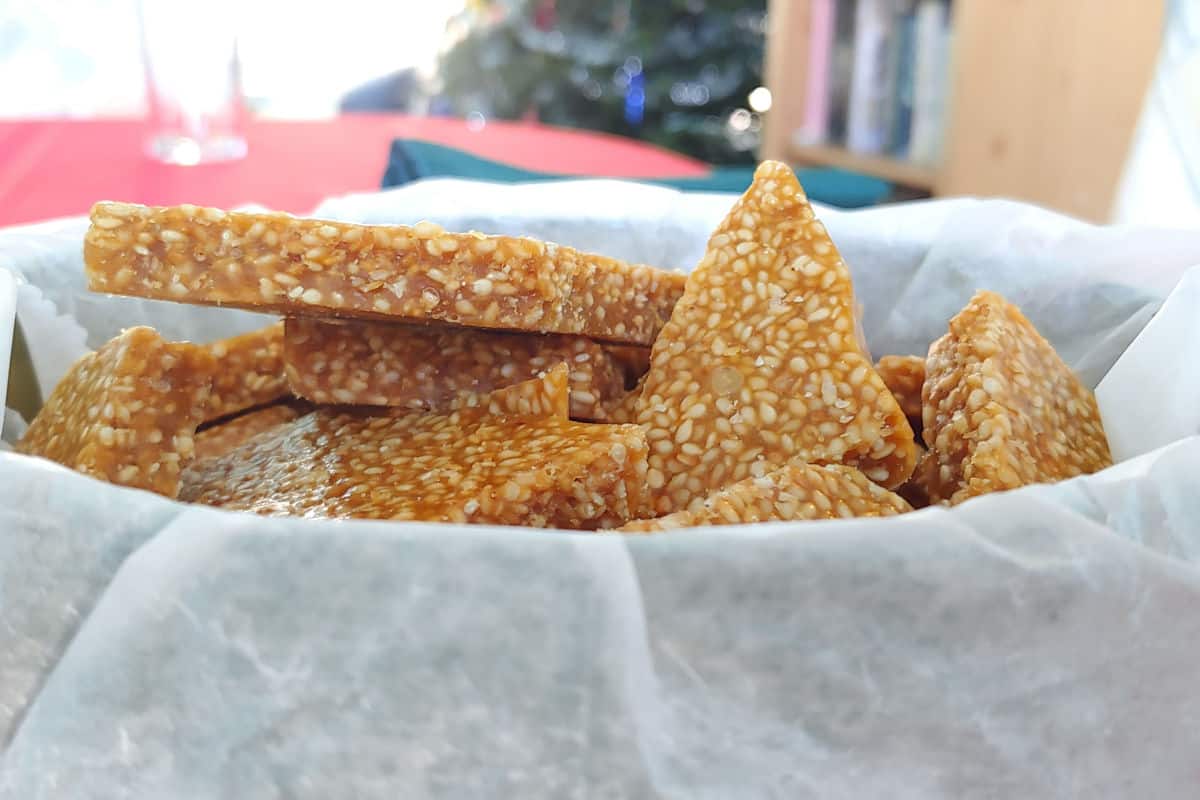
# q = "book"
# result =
<box><xmin>846</xmin><ymin>0</ymin><xmax>896</xmax><ymax>154</ymax></box>
<box><xmin>910</xmin><ymin>0</ymin><xmax>950</xmax><ymax>165</ymax></box>
<box><xmin>825</xmin><ymin>0</ymin><xmax>858</xmax><ymax>143</ymax></box>
<box><xmin>797</xmin><ymin>0</ymin><xmax>836</xmax><ymax>144</ymax></box>
<box><xmin>886</xmin><ymin>0</ymin><xmax>918</xmax><ymax>157</ymax></box>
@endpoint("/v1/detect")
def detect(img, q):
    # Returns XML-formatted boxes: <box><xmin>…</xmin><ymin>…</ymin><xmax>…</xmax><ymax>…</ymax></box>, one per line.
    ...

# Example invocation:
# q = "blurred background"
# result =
<box><xmin>0</xmin><ymin>0</ymin><xmax>1193</xmax><ymax>226</ymax></box>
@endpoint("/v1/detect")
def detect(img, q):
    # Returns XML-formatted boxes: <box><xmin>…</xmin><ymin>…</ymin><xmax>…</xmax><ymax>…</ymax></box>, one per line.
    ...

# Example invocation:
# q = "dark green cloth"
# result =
<box><xmin>381</xmin><ymin>139</ymin><xmax>892</xmax><ymax>208</ymax></box>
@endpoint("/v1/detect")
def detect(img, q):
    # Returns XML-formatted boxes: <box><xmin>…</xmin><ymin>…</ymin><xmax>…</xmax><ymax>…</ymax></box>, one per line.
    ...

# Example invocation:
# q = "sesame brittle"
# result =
<box><xmin>205</xmin><ymin>321</ymin><xmax>287</xmax><ymax>419</ymax></box>
<box><xmin>84</xmin><ymin>202</ymin><xmax>685</xmax><ymax>346</ymax></box>
<box><xmin>15</xmin><ymin>326</ymin><xmax>214</xmax><ymax>497</ymax></box>
<box><xmin>635</xmin><ymin>161</ymin><xmax>917</xmax><ymax>515</ymax></box>
<box><xmin>618</xmin><ymin>462</ymin><xmax>911</xmax><ymax>533</ymax></box>
<box><xmin>179</xmin><ymin>366</ymin><xmax>649</xmax><ymax>528</ymax></box>
<box><xmin>193</xmin><ymin>401</ymin><xmax>308</xmax><ymax>462</ymax></box>
<box><xmin>922</xmin><ymin>291</ymin><xmax>1112</xmax><ymax>504</ymax></box>
<box><xmin>283</xmin><ymin>317</ymin><xmax>627</xmax><ymax>421</ymax></box>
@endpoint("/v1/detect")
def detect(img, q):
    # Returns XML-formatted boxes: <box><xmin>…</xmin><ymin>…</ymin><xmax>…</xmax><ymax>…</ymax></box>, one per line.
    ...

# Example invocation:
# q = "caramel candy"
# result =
<box><xmin>282</xmin><ymin>318</ymin><xmax>627</xmax><ymax>421</ymax></box>
<box><xmin>15</xmin><ymin>327</ymin><xmax>214</xmax><ymax>497</ymax></box>
<box><xmin>876</xmin><ymin>354</ymin><xmax>925</xmax><ymax>434</ymax></box>
<box><xmin>84</xmin><ymin>202</ymin><xmax>685</xmax><ymax>346</ymax></box>
<box><xmin>635</xmin><ymin>161</ymin><xmax>917</xmax><ymax>515</ymax></box>
<box><xmin>205</xmin><ymin>321</ymin><xmax>287</xmax><ymax>419</ymax></box>
<box><xmin>619</xmin><ymin>462</ymin><xmax>911</xmax><ymax>533</ymax></box>
<box><xmin>193</xmin><ymin>401</ymin><xmax>307</xmax><ymax>461</ymax></box>
<box><xmin>923</xmin><ymin>291</ymin><xmax>1113</xmax><ymax>504</ymax></box>
<box><xmin>180</xmin><ymin>366</ymin><xmax>649</xmax><ymax>528</ymax></box>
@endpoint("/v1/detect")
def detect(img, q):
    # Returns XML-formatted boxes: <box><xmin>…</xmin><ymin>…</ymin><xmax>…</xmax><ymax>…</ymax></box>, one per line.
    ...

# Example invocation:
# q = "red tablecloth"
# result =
<box><xmin>0</xmin><ymin>115</ymin><xmax>709</xmax><ymax>227</ymax></box>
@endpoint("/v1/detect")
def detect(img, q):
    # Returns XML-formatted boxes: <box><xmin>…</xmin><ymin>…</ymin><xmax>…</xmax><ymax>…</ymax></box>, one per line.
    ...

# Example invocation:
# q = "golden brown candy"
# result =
<box><xmin>282</xmin><ymin>318</ymin><xmax>627</xmax><ymax>421</ymax></box>
<box><xmin>180</xmin><ymin>365</ymin><xmax>649</xmax><ymax>528</ymax></box>
<box><xmin>618</xmin><ymin>462</ymin><xmax>911</xmax><ymax>532</ymax></box>
<box><xmin>923</xmin><ymin>291</ymin><xmax>1113</xmax><ymax>504</ymax></box>
<box><xmin>876</xmin><ymin>354</ymin><xmax>925</xmax><ymax>434</ymax></box>
<box><xmin>192</xmin><ymin>402</ymin><xmax>307</xmax><ymax>461</ymax></box>
<box><xmin>635</xmin><ymin>161</ymin><xmax>917</xmax><ymax>515</ymax></box>
<box><xmin>84</xmin><ymin>202</ymin><xmax>685</xmax><ymax>346</ymax></box>
<box><xmin>15</xmin><ymin>327</ymin><xmax>214</xmax><ymax>497</ymax></box>
<box><xmin>205</xmin><ymin>321</ymin><xmax>287</xmax><ymax>419</ymax></box>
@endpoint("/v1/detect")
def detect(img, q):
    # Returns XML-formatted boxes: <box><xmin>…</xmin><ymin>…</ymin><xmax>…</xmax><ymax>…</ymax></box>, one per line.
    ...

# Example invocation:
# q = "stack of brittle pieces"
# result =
<box><xmin>14</xmin><ymin>161</ymin><xmax>1114</xmax><ymax>530</ymax></box>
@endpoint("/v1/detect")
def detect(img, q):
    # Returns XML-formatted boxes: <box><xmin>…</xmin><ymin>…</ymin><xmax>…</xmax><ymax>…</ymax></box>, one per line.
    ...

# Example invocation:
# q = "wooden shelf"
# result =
<box><xmin>786</xmin><ymin>143</ymin><xmax>939</xmax><ymax>191</ymax></box>
<box><xmin>764</xmin><ymin>0</ymin><xmax>1165</xmax><ymax>222</ymax></box>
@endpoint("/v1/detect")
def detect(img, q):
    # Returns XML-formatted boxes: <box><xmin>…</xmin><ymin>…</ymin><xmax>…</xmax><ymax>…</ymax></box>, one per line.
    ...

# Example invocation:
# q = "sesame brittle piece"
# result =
<box><xmin>922</xmin><ymin>291</ymin><xmax>1112</xmax><ymax>505</ymax></box>
<box><xmin>180</xmin><ymin>365</ymin><xmax>649</xmax><ymax>528</ymax></box>
<box><xmin>15</xmin><ymin>326</ymin><xmax>214</xmax><ymax>497</ymax></box>
<box><xmin>193</xmin><ymin>401</ymin><xmax>308</xmax><ymax>461</ymax></box>
<box><xmin>876</xmin><ymin>354</ymin><xmax>925</xmax><ymax>434</ymax></box>
<box><xmin>84</xmin><ymin>202</ymin><xmax>685</xmax><ymax>346</ymax></box>
<box><xmin>636</xmin><ymin>161</ymin><xmax>917</xmax><ymax>515</ymax></box>
<box><xmin>619</xmin><ymin>462</ymin><xmax>911</xmax><ymax>533</ymax></box>
<box><xmin>205</xmin><ymin>321</ymin><xmax>287</xmax><ymax>419</ymax></box>
<box><xmin>283</xmin><ymin>317</ymin><xmax>626</xmax><ymax>421</ymax></box>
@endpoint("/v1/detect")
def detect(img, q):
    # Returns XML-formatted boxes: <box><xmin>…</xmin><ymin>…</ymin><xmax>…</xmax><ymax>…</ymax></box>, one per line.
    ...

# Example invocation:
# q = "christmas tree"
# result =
<box><xmin>436</xmin><ymin>0</ymin><xmax>768</xmax><ymax>165</ymax></box>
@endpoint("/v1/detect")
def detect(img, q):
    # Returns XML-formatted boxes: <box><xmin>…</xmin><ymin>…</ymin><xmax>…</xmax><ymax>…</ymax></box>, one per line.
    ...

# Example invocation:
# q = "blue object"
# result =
<box><xmin>381</xmin><ymin>138</ymin><xmax>893</xmax><ymax>208</ymax></box>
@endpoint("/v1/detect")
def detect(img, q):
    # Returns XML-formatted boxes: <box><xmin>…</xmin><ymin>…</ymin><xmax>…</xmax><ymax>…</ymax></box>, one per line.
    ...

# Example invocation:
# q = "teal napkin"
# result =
<box><xmin>381</xmin><ymin>139</ymin><xmax>892</xmax><ymax>208</ymax></box>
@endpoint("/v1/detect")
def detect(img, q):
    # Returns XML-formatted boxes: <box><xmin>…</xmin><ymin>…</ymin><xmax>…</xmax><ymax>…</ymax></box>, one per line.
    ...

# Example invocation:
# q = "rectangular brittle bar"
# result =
<box><xmin>85</xmin><ymin>202</ymin><xmax>685</xmax><ymax>345</ymax></box>
<box><xmin>180</xmin><ymin>366</ymin><xmax>650</xmax><ymax>528</ymax></box>
<box><xmin>16</xmin><ymin>326</ymin><xmax>214</xmax><ymax>497</ymax></box>
<box><xmin>283</xmin><ymin>317</ymin><xmax>628</xmax><ymax>421</ymax></box>
<box><xmin>205</xmin><ymin>321</ymin><xmax>287</xmax><ymax>419</ymax></box>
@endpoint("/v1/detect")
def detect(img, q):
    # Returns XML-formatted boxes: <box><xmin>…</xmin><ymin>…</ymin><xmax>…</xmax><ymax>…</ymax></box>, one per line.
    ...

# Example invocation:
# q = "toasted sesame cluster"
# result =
<box><xmin>634</xmin><ymin>160</ymin><xmax>917</xmax><ymax>515</ymax></box>
<box><xmin>15</xmin><ymin>326</ymin><xmax>214</xmax><ymax>497</ymax></box>
<box><xmin>204</xmin><ymin>321</ymin><xmax>288</xmax><ymax>419</ymax></box>
<box><xmin>876</xmin><ymin>354</ymin><xmax>926</xmax><ymax>435</ymax></box>
<box><xmin>179</xmin><ymin>367</ymin><xmax>649</xmax><ymax>528</ymax></box>
<box><xmin>84</xmin><ymin>202</ymin><xmax>684</xmax><ymax>346</ymax></box>
<box><xmin>922</xmin><ymin>291</ymin><xmax>1112</xmax><ymax>504</ymax></box>
<box><xmin>193</xmin><ymin>401</ymin><xmax>309</xmax><ymax>461</ymax></box>
<box><xmin>618</xmin><ymin>462</ymin><xmax>911</xmax><ymax>532</ymax></box>
<box><xmin>283</xmin><ymin>318</ymin><xmax>627</xmax><ymax>421</ymax></box>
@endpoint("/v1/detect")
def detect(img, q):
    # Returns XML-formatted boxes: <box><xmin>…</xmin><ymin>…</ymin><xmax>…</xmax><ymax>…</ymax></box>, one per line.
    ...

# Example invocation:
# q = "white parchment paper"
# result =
<box><xmin>3</xmin><ymin>180</ymin><xmax>1200</xmax><ymax>798</ymax></box>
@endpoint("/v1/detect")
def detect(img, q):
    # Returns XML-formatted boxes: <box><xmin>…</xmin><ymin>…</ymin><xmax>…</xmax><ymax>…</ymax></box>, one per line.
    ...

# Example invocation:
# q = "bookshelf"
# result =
<box><xmin>762</xmin><ymin>0</ymin><xmax>1166</xmax><ymax>222</ymax></box>
<box><xmin>787</xmin><ymin>143</ymin><xmax>937</xmax><ymax>190</ymax></box>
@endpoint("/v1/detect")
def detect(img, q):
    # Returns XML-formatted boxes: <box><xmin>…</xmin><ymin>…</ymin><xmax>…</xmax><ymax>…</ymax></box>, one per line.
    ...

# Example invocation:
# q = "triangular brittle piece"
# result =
<box><xmin>635</xmin><ymin>161</ymin><xmax>917</xmax><ymax>514</ymax></box>
<box><xmin>922</xmin><ymin>291</ymin><xmax>1112</xmax><ymax>504</ymax></box>
<box><xmin>618</xmin><ymin>462</ymin><xmax>911</xmax><ymax>533</ymax></box>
